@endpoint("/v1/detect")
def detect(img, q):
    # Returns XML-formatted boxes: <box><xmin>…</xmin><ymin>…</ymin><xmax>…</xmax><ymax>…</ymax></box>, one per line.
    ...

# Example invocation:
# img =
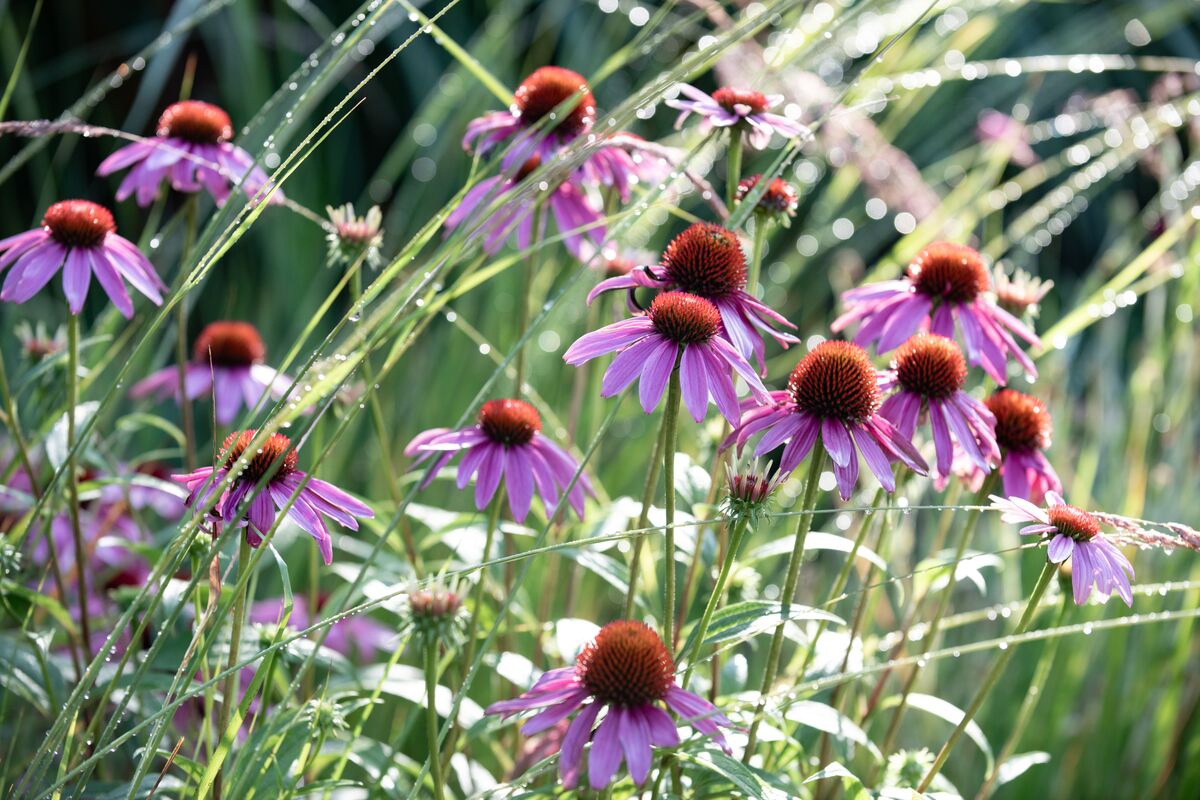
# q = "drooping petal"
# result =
<box><xmin>560</xmin><ymin>702</ymin><xmax>603</xmax><ymax>790</ymax></box>
<box><xmin>588</xmin><ymin>708</ymin><xmax>625</xmax><ymax>789</ymax></box>
<box><xmin>619</xmin><ymin>704</ymin><xmax>654</xmax><ymax>785</ymax></box>
<box><xmin>1046</xmin><ymin>533</ymin><xmax>1075</xmax><ymax>563</ymax></box>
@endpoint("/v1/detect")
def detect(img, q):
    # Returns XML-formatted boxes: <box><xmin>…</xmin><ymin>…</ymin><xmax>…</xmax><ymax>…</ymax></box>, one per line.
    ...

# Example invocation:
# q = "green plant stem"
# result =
<box><xmin>64</xmin><ymin>314</ymin><xmax>92</xmax><ymax>666</ymax></box>
<box><xmin>681</xmin><ymin>515</ymin><xmax>749</xmax><ymax>689</ymax></box>
<box><xmin>352</xmin><ymin>270</ymin><xmax>422</xmax><ymax>575</ymax></box>
<box><xmin>662</xmin><ymin>357</ymin><xmax>682</xmax><ymax>651</ymax></box>
<box><xmin>213</xmin><ymin>536</ymin><xmax>252</xmax><ymax>800</ymax></box>
<box><xmin>623</xmin><ymin>418</ymin><xmax>667</xmax><ymax>618</ymax></box>
<box><xmin>743</xmin><ymin>447</ymin><xmax>825</xmax><ymax>760</ymax></box>
<box><xmin>726</xmin><ymin>129</ymin><xmax>743</xmax><ymax>211</ymax></box>
<box><xmin>424</xmin><ymin>638</ymin><xmax>445</xmax><ymax>800</ymax></box>
<box><xmin>176</xmin><ymin>197</ymin><xmax>198</xmax><ymax>471</ymax></box>
<box><xmin>974</xmin><ymin>592</ymin><xmax>1071</xmax><ymax>800</ymax></box>
<box><xmin>880</xmin><ymin>477</ymin><xmax>995</xmax><ymax>757</ymax></box>
<box><xmin>794</xmin><ymin>487</ymin><xmax>887</xmax><ymax>678</ymax></box>
<box><xmin>748</xmin><ymin>216</ymin><xmax>767</xmax><ymax>295</ymax></box>
<box><xmin>917</xmin><ymin>560</ymin><xmax>1057</xmax><ymax>793</ymax></box>
<box><xmin>461</xmin><ymin>490</ymin><xmax>504</xmax><ymax>681</ymax></box>
<box><xmin>513</xmin><ymin>205</ymin><xmax>542</xmax><ymax>397</ymax></box>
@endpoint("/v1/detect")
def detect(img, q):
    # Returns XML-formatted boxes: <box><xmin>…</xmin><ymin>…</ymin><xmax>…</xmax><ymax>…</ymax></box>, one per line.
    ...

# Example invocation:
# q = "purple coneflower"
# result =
<box><xmin>736</xmin><ymin>174</ymin><xmax>799</xmax><ymax>225</ymax></box>
<box><xmin>444</xmin><ymin>155</ymin><xmax>605</xmax><ymax>259</ymax></box>
<box><xmin>325</xmin><ymin>203</ymin><xmax>385</xmax><ymax>270</ymax></box>
<box><xmin>587</xmin><ymin>223</ymin><xmax>797</xmax><ymax>371</ymax></box>
<box><xmin>667</xmin><ymin>85</ymin><xmax>807</xmax><ymax>149</ymax></box>
<box><xmin>486</xmin><ymin>620</ymin><xmax>734</xmax><ymax>790</ymax></box>
<box><xmin>97</xmin><ymin>100</ymin><xmax>282</xmax><ymax>207</ymax></box>
<box><xmin>977</xmin><ymin>389</ymin><xmax>1062</xmax><ymax>503</ymax></box>
<box><xmin>173</xmin><ymin>429</ymin><xmax>373</xmax><ymax>565</ymax></box>
<box><xmin>878</xmin><ymin>333</ymin><xmax>999</xmax><ymax>481</ymax></box>
<box><xmin>727</xmin><ymin>340</ymin><xmax>928</xmax><ymax>499</ymax></box>
<box><xmin>992</xmin><ymin>264</ymin><xmax>1053</xmax><ymax>319</ymax></box>
<box><xmin>583</xmin><ymin>132</ymin><xmax>675</xmax><ymax>202</ymax></box>
<box><xmin>130</xmin><ymin>321</ymin><xmax>293</xmax><ymax>425</ymax></box>
<box><xmin>404</xmin><ymin>398</ymin><xmax>593</xmax><ymax>522</ymax></box>
<box><xmin>0</xmin><ymin>200</ymin><xmax>165</xmax><ymax>318</ymax></box>
<box><xmin>463</xmin><ymin>67</ymin><xmax>597</xmax><ymax>166</ymax></box>
<box><xmin>832</xmin><ymin>241</ymin><xmax>1040</xmax><ymax>384</ymax></box>
<box><xmin>563</xmin><ymin>292</ymin><xmax>769</xmax><ymax>424</ymax></box>
<box><xmin>250</xmin><ymin>596</ymin><xmax>391</xmax><ymax>662</ymax></box>
<box><xmin>991</xmin><ymin>493</ymin><xmax>1134</xmax><ymax>606</ymax></box>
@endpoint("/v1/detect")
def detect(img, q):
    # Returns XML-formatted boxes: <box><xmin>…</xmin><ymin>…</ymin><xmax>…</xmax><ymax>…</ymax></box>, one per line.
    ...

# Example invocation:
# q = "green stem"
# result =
<box><xmin>213</xmin><ymin>536</ymin><xmax>252</xmax><ymax>800</ymax></box>
<box><xmin>880</xmin><ymin>477</ymin><xmax>995</xmax><ymax>757</ymax></box>
<box><xmin>513</xmin><ymin>205</ymin><xmax>542</xmax><ymax>397</ymax></box>
<box><xmin>623</xmin><ymin>418</ymin><xmax>667</xmax><ymax>618</ymax></box>
<box><xmin>424</xmin><ymin>638</ymin><xmax>445</xmax><ymax>800</ymax></box>
<box><xmin>974</xmin><ymin>592</ymin><xmax>1071</xmax><ymax>800</ymax></box>
<box><xmin>176</xmin><ymin>197</ymin><xmax>198</xmax><ymax>471</ymax></box>
<box><xmin>662</xmin><ymin>356</ymin><xmax>682</xmax><ymax>651</ymax></box>
<box><xmin>726</xmin><ymin>129</ymin><xmax>743</xmax><ymax>211</ymax></box>
<box><xmin>64</xmin><ymin>314</ymin><xmax>92</xmax><ymax>663</ymax></box>
<box><xmin>743</xmin><ymin>446</ymin><xmax>825</xmax><ymax>760</ymax></box>
<box><xmin>681</xmin><ymin>516</ymin><xmax>749</xmax><ymax>689</ymax></box>
<box><xmin>917</xmin><ymin>560</ymin><xmax>1056</xmax><ymax>793</ymax></box>
<box><xmin>748</xmin><ymin>216</ymin><xmax>767</xmax><ymax>296</ymax></box>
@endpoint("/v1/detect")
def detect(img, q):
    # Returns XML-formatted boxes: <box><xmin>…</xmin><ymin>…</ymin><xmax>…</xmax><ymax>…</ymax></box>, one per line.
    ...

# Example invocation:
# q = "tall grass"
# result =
<box><xmin>0</xmin><ymin>0</ymin><xmax>1198</xmax><ymax>798</ymax></box>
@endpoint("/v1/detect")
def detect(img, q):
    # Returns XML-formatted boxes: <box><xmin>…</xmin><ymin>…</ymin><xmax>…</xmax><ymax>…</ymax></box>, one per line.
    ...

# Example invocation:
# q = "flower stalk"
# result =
<box><xmin>726</xmin><ymin>129</ymin><xmax>743</xmax><ymax>211</ymax></box>
<box><xmin>175</xmin><ymin>196</ymin><xmax>198</xmax><ymax>470</ymax></box>
<box><xmin>424</xmin><ymin>637</ymin><xmax>445</xmax><ymax>800</ymax></box>
<box><xmin>64</xmin><ymin>313</ymin><xmax>93</xmax><ymax>662</ymax></box>
<box><xmin>681</xmin><ymin>514</ymin><xmax>750</xmax><ymax>689</ymax></box>
<box><xmin>917</xmin><ymin>559</ymin><xmax>1057</xmax><ymax>792</ymax></box>
<box><xmin>663</xmin><ymin>353</ymin><xmax>683</xmax><ymax>651</ymax></box>
<box><xmin>623</xmin><ymin>417</ymin><xmax>667</xmax><ymax>618</ymax></box>
<box><xmin>744</xmin><ymin>446</ymin><xmax>826</xmax><ymax>758</ymax></box>
<box><xmin>213</xmin><ymin>535</ymin><xmax>252</xmax><ymax>800</ymax></box>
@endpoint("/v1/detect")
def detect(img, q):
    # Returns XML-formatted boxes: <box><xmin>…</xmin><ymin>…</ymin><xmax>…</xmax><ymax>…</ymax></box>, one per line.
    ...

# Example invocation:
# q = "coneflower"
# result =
<box><xmin>563</xmin><ymin>291</ymin><xmax>768</xmax><ymax>423</ymax></box>
<box><xmin>984</xmin><ymin>388</ymin><xmax>1062</xmax><ymax>503</ymax></box>
<box><xmin>587</xmin><ymin>223</ymin><xmax>797</xmax><ymax>371</ymax></box>
<box><xmin>667</xmin><ymin>85</ymin><xmax>808</xmax><ymax>149</ymax></box>
<box><xmin>130</xmin><ymin>321</ymin><xmax>293</xmax><ymax>425</ymax></box>
<box><xmin>728</xmin><ymin>340</ymin><xmax>928</xmax><ymax>499</ymax></box>
<box><xmin>486</xmin><ymin>620</ymin><xmax>734</xmax><ymax>790</ymax></box>
<box><xmin>833</xmin><ymin>241</ymin><xmax>1040</xmax><ymax>384</ymax></box>
<box><xmin>463</xmin><ymin>66</ymin><xmax>597</xmax><ymax>167</ymax></box>
<box><xmin>879</xmin><ymin>333</ymin><xmax>999</xmax><ymax>481</ymax></box>
<box><xmin>173</xmin><ymin>429</ymin><xmax>373</xmax><ymax>565</ymax></box>
<box><xmin>404</xmin><ymin>398</ymin><xmax>593</xmax><ymax>522</ymax></box>
<box><xmin>0</xmin><ymin>200</ymin><xmax>165</xmax><ymax>318</ymax></box>
<box><xmin>97</xmin><ymin>100</ymin><xmax>282</xmax><ymax>206</ymax></box>
<box><xmin>992</xmin><ymin>493</ymin><xmax>1134</xmax><ymax>606</ymax></box>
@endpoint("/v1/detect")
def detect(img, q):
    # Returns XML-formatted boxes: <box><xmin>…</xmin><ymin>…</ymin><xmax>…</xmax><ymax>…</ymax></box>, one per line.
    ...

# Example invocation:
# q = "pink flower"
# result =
<box><xmin>983</xmin><ymin>389</ymin><xmax>1062</xmax><ymax>503</ymax></box>
<box><xmin>404</xmin><ymin>399</ymin><xmax>593</xmax><ymax>522</ymax></box>
<box><xmin>173</xmin><ymin>430</ymin><xmax>373</xmax><ymax>565</ymax></box>
<box><xmin>667</xmin><ymin>85</ymin><xmax>808</xmax><ymax>149</ymax></box>
<box><xmin>832</xmin><ymin>241</ymin><xmax>1040</xmax><ymax>384</ymax></box>
<box><xmin>485</xmin><ymin>620</ymin><xmax>734</xmax><ymax>790</ymax></box>
<box><xmin>0</xmin><ymin>200</ymin><xmax>165</xmax><ymax>318</ymax></box>
<box><xmin>444</xmin><ymin>155</ymin><xmax>605</xmax><ymax>259</ymax></box>
<box><xmin>97</xmin><ymin>100</ymin><xmax>283</xmax><ymax>207</ymax></box>
<box><xmin>587</xmin><ymin>223</ymin><xmax>797</xmax><ymax>372</ymax></box>
<box><xmin>878</xmin><ymin>333</ymin><xmax>999</xmax><ymax>481</ymax></box>
<box><xmin>130</xmin><ymin>321</ymin><xmax>293</xmax><ymax>425</ymax></box>
<box><xmin>991</xmin><ymin>493</ymin><xmax>1134</xmax><ymax>606</ymax></box>
<box><xmin>564</xmin><ymin>292</ymin><xmax>769</xmax><ymax>423</ymax></box>
<box><xmin>582</xmin><ymin>133</ymin><xmax>675</xmax><ymax>202</ymax></box>
<box><xmin>727</xmin><ymin>341</ymin><xmax>928</xmax><ymax>499</ymax></box>
<box><xmin>463</xmin><ymin>67</ymin><xmax>597</xmax><ymax>167</ymax></box>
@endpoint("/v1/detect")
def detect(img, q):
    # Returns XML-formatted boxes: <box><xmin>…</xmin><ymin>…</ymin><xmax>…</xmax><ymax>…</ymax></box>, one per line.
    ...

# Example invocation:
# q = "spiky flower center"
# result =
<box><xmin>478</xmin><ymin>399</ymin><xmax>541</xmax><ymax>446</ymax></box>
<box><xmin>220</xmin><ymin>430</ymin><xmax>298</xmax><ymax>483</ymax></box>
<box><xmin>43</xmin><ymin>200</ymin><xmax>115</xmax><ymax>248</ymax></box>
<box><xmin>712</xmin><ymin>87</ymin><xmax>770</xmax><ymax>115</ymax></box>
<box><xmin>736</xmin><ymin>174</ymin><xmax>798</xmax><ymax>217</ymax></box>
<box><xmin>788</xmin><ymin>340</ymin><xmax>881</xmax><ymax>423</ymax></box>
<box><xmin>986</xmin><ymin>389</ymin><xmax>1051</xmax><ymax>453</ymax></box>
<box><xmin>514</xmin><ymin>67</ymin><xmax>596</xmax><ymax>138</ymax></box>
<box><xmin>728</xmin><ymin>471</ymin><xmax>776</xmax><ymax>506</ymax></box>
<box><xmin>193</xmin><ymin>321</ymin><xmax>266</xmax><ymax>366</ymax></box>
<box><xmin>576</xmin><ymin>620</ymin><xmax>675</xmax><ymax>707</ymax></box>
<box><xmin>907</xmin><ymin>242</ymin><xmax>990</xmax><ymax>304</ymax></box>
<box><xmin>157</xmin><ymin>100</ymin><xmax>233</xmax><ymax>143</ymax></box>
<box><xmin>892</xmin><ymin>333</ymin><xmax>966</xmax><ymax>399</ymax></box>
<box><xmin>649</xmin><ymin>291</ymin><xmax>720</xmax><ymax>345</ymax></box>
<box><xmin>660</xmin><ymin>223</ymin><xmax>747</xmax><ymax>298</ymax></box>
<box><xmin>1049</xmin><ymin>505</ymin><xmax>1100</xmax><ymax>542</ymax></box>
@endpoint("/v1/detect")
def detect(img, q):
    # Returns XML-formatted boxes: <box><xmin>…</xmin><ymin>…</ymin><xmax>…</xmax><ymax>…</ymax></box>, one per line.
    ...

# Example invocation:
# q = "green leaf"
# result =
<box><xmin>680</xmin><ymin>750</ymin><xmax>775</xmax><ymax>799</ymax></box>
<box><xmin>784</xmin><ymin>700</ymin><xmax>882</xmax><ymax>762</ymax></box>
<box><xmin>995</xmin><ymin>751</ymin><xmax>1051</xmax><ymax>786</ymax></box>
<box><xmin>901</xmin><ymin>693</ymin><xmax>995</xmax><ymax>776</ymax></box>
<box><xmin>680</xmin><ymin>600</ymin><xmax>844</xmax><ymax>658</ymax></box>
<box><xmin>802</xmin><ymin>762</ymin><xmax>870</xmax><ymax>800</ymax></box>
